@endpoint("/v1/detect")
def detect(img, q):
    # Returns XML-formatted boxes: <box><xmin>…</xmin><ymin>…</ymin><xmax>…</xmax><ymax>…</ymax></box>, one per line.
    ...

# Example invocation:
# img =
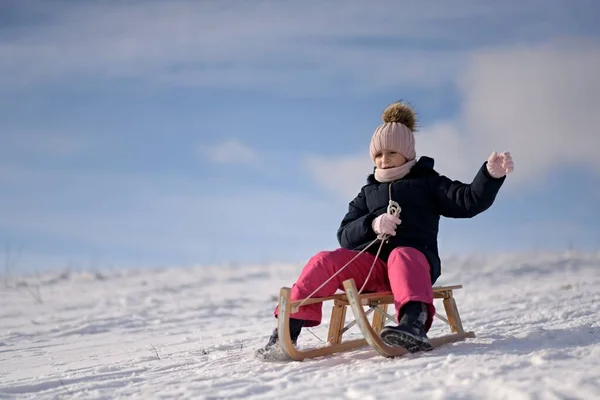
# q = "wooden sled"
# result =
<box><xmin>277</xmin><ymin>279</ymin><xmax>475</xmax><ymax>361</ymax></box>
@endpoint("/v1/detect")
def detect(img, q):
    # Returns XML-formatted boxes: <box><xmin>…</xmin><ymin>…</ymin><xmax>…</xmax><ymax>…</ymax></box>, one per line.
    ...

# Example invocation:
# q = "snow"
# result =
<box><xmin>1</xmin><ymin>250</ymin><xmax>599</xmax><ymax>399</ymax></box>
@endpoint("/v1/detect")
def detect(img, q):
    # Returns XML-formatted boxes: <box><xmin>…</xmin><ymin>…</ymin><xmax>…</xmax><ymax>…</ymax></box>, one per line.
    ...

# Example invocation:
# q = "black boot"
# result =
<box><xmin>379</xmin><ymin>301</ymin><xmax>433</xmax><ymax>353</ymax></box>
<box><xmin>255</xmin><ymin>318</ymin><xmax>305</xmax><ymax>356</ymax></box>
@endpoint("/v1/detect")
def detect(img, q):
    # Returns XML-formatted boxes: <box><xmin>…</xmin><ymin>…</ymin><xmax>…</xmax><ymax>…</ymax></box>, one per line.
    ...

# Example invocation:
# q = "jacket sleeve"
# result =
<box><xmin>336</xmin><ymin>188</ymin><xmax>378</xmax><ymax>249</ymax></box>
<box><xmin>433</xmin><ymin>162</ymin><xmax>506</xmax><ymax>218</ymax></box>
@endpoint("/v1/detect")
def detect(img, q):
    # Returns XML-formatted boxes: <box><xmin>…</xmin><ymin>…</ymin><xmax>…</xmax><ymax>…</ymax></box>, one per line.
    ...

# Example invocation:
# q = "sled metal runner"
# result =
<box><xmin>277</xmin><ymin>280</ymin><xmax>475</xmax><ymax>361</ymax></box>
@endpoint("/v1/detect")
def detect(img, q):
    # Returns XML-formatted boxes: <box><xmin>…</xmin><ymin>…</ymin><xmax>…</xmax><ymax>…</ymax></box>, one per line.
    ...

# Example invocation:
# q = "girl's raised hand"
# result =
<box><xmin>486</xmin><ymin>151</ymin><xmax>514</xmax><ymax>178</ymax></box>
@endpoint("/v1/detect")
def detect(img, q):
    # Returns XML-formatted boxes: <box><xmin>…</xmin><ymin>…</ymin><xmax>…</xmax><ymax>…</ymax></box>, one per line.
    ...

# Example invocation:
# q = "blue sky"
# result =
<box><xmin>1</xmin><ymin>0</ymin><xmax>599</xmax><ymax>273</ymax></box>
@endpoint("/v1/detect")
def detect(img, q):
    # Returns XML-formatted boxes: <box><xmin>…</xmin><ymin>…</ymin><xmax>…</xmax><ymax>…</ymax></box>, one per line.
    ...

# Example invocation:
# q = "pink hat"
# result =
<box><xmin>369</xmin><ymin>101</ymin><xmax>417</xmax><ymax>163</ymax></box>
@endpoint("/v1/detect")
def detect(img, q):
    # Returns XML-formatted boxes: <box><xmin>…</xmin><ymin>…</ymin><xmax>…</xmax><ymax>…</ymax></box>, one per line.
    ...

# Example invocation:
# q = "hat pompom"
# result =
<box><xmin>381</xmin><ymin>101</ymin><xmax>417</xmax><ymax>131</ymax></box>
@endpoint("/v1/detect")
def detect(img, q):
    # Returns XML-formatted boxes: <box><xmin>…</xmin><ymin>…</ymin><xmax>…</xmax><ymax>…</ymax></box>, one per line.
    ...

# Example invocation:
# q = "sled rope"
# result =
<box><xmin>358</xmin><ymin>182</ymin><xmax>401</xmax><ymax>294</ymax></box>
<box><xmin>296</xmin><ymin>198</ymin><xmax>401</xmax><ymax>309</ymax></box>
<box><xmin>295</xmin><ymin>238</ymin><xmax>380</xmax><ymax>309</ymax></box>
<box><xmin>359</xmin><ymin>199</ymin><xmax>401</xmax><ymax>294</ymax></box>
<box><xmin>305</xmin><ymin>327</ymin><xmax>325</xmax><ymax>342</ymax></box>
<box><xmin>358</xmin><ymin>200</ymin><xmax>402</xmax><ymax>294</ymax></box>
<box><xmin>357</xmin><ymin>228</ymin><xmax>385</xmax><ymax>294</ymax></box>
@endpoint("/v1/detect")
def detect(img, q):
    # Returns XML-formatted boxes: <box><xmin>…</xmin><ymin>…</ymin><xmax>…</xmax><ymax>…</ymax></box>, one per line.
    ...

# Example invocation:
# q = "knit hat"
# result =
<box><xmin>369</xmin><ymin>101</ymin><xmax>417</xmax><ymax>163</ymax></box>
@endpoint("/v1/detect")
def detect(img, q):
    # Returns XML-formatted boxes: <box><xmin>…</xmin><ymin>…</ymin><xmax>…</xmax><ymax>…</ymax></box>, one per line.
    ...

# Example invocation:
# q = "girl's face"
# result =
<box><xmin>374</xmin><ymin>149</ymin><xmax>407</xmax><ymax>169</ymax></box>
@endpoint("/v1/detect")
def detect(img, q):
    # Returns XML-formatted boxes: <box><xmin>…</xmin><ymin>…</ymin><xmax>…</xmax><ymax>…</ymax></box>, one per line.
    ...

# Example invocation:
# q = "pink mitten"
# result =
<box><xmin>372</xmin><ymin>214</ymin><xmax>401</xmax><ymax>237</ymax></box>
<box><xmin>486</xmin><ymin>151</ymin><xmax>514</xmax><ymax>178</ymax></box>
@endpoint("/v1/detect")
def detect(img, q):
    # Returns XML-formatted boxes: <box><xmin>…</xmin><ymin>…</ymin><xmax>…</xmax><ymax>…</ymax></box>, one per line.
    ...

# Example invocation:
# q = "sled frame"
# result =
<box><xmin>277</xmin><ymin>280</ymin><xmax>475</xmax><ymax>361</ymax></box>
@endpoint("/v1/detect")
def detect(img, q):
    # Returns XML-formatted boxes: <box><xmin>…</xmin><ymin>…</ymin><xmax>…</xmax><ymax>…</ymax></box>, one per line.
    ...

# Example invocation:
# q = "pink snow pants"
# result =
<box><xmin>274</xmin><ymin>246</ymin><xmax>435</xmax><ymax>332</ymax></box>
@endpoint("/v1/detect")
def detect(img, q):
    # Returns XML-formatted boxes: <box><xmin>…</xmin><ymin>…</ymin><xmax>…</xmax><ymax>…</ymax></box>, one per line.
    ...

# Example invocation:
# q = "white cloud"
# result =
<box><xmin>458</xmin><ymin>40</ymin><xmax>600</xmax><ymax>184</ymax></box>
<box><xmin>305</xmin><ymin>40</ymin><xmax>600</xmax><ymax>196</ymax></box>
<box><xmin>414</xmin><ymin>123</ymin><xmax>477</xmax><ymax>180</ymax></box>
<box><xmin>199</xmin><ymin>139</ymin><xmax>261</xmax><ymax>166</ymax></box>
<box><xmin>304</xmin><ymin>155</ymin><xmax>373</xmax><ymax>200</ymax></box>
<box><xmin>0</xmin><ymin>1</ymin><xmax>582</xmax><ymax>94</ymax></box>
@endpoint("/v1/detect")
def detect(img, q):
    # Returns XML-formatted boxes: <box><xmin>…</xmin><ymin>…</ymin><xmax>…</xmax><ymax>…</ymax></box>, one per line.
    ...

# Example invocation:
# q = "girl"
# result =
<box><xmin>258</xmin><ymin>101</ymin><xmax>513</xmax><ymax>355</ymax></box>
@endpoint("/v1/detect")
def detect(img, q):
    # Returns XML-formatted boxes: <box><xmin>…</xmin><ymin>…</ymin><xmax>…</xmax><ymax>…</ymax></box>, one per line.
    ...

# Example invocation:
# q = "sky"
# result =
<box><xmin>1</xmin><ymin>0</ymin><xmax>599</xmax><ymax>274</ymax></box>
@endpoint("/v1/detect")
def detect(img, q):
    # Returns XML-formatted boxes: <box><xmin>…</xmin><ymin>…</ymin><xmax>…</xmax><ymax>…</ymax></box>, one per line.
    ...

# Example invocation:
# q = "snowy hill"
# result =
<box><xmin>1</xmin><ymin>251</ymin><xmax>599</xmax><ymax>399</ymax></box>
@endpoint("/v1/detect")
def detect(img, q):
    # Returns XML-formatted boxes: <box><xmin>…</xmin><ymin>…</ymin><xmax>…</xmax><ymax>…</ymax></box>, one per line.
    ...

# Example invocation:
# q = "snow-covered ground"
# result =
<box><xmin>1</xmin><ymin>250</ymin><xmax>599</xmax><ymax>399</ymax></box>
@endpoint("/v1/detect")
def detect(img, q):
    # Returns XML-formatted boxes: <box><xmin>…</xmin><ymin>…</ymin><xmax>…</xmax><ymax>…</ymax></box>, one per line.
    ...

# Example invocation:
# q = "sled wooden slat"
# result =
<box><xmin>289</xmin><ymin>285</ymin><xmax>463</xmax><ymax>313</ymax></box>
<box><xmin>277</xmin><ymin>282</ymin><xmax>474</xmax><ymax>361</ymax></box>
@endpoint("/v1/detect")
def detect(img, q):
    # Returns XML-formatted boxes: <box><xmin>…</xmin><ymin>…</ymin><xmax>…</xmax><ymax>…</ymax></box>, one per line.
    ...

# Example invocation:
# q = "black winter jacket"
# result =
<box><xmin>336</xmin><ymin>156</ymin><xmax>505</xmax><ymax>284</ymax></box>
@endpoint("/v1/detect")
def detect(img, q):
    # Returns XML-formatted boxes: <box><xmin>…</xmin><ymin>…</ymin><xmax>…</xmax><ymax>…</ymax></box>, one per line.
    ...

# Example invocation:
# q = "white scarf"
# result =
<box><xmin>374</xmin><ymin>159</ymin><xmax>417</xmax><ymax>182</ymax></box>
